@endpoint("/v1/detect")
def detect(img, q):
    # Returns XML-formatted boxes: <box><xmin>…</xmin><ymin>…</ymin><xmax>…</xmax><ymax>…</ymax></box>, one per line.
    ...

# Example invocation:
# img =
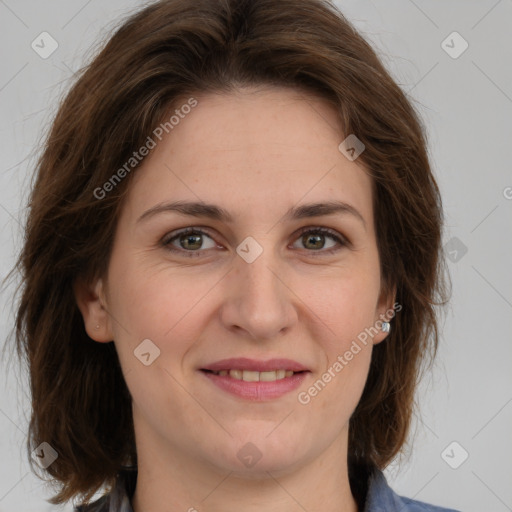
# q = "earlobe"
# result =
<box><xmin>73</xmin><ymin>276</ymin><xmax>113</xmax><ymax>343</ymax></box>
<box><xmin>372</xmin><ymin>284</ymin><xmax>398</xmax><ymax>345</ymax></box>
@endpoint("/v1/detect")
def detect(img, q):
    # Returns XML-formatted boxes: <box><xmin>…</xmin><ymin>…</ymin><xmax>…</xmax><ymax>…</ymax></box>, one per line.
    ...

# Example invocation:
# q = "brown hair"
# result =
<box><xmin>10</xmin><ymin>0</ymin><xmax>450</xmax><ymax>505</ymax></box>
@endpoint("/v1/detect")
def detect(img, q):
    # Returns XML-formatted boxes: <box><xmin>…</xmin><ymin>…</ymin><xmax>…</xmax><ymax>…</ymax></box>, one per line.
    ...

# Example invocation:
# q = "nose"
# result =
<box><xmin>219</xmin><ymin>247</ymin><xmax>298</xmax><ymax>341</ymax></box>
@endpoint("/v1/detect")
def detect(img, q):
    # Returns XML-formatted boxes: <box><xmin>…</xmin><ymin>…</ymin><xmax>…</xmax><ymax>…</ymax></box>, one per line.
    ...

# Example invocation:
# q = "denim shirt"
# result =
<box><xmin>74</xmin><ymin>466</ymin><xmax>460</xmax><ymax>512</ymax></box>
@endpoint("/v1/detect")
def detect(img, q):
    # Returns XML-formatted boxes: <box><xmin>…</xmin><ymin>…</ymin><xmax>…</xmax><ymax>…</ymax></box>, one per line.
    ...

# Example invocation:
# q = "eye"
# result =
<box><xmin>291</xmin><ymin>226</ymin><xmax>347</xmax><ymax>255</ymax></box>
<box><xmin>161</xmin><ymin>226</ymin><xmax>347</xmax><ymax>258</ymax></box>
<box><xmin>162</xmin><ymin>227</ymin><xmax>217</xmax><ymax>257</ymax></box>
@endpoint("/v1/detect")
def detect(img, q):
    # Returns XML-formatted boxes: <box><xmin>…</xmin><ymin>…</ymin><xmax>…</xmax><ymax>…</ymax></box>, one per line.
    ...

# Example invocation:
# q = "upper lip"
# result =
<box><xmin>201</xmin><ymin>358</ymin><xmax>310</xmax><ymax>372</ymax></box>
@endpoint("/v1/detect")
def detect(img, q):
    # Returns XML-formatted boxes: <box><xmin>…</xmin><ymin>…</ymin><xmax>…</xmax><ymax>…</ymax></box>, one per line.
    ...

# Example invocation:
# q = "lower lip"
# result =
<box><xmin>200</xmin><ymin>370</ymin><xmax>309</xmax><ymax>401</ymax></box>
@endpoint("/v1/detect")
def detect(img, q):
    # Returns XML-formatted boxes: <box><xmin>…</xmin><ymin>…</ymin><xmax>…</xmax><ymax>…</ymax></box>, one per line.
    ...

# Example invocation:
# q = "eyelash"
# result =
<box><xmin>161</xmin><ymin>226</ymin><xmax>348</xmax><ymax>258</ymax></box>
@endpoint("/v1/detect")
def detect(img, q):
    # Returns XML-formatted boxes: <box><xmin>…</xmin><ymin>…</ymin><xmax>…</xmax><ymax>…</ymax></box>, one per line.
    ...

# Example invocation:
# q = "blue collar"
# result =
<box><xmin>363</xmin><ymin>467</ymin><xmax>459</xmax><ymax>511</ymax></box>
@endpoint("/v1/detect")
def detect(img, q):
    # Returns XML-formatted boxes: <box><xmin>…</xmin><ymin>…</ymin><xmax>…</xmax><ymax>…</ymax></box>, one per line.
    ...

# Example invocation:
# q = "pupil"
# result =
<box><xmin>304</xmin><ymin>233</ymin><xmax>324</xmax><ymax>250</ymax></box>
<box><xmin>182</xmin><ymin>234</ymin><xmax>202</xmax><ymax>250</ymax></box>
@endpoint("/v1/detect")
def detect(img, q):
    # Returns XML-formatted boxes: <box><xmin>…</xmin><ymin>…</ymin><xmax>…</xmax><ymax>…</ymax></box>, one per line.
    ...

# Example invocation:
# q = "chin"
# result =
<box><xmin>211</xmin><ymin>429</ymin><xmax>310</xmax><ymax>476</ymax></box>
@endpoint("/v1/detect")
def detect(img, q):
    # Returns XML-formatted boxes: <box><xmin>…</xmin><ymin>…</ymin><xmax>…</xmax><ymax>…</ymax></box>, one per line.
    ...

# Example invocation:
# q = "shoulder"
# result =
<box><xmin>365</xmin><ymin>468</ymin><xmax>461</xmax><ymax>512</ymax></box>
<box><xmin>73</xmin><ymin>467</ymin><xmax>137</xmax><ymax>512</ymax></box>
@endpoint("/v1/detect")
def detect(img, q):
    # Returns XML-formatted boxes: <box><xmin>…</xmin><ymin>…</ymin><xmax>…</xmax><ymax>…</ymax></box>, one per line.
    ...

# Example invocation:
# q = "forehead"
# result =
<box><xmin>124</xmin><ymin>87</ymin><xmax>374</xmax><ymax>225</ymax></box>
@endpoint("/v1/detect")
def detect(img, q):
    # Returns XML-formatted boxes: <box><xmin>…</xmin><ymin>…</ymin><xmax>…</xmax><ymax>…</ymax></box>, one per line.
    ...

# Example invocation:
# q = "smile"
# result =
<box><xmin>204</xmin><ymin>369</ymin><xmax>300</xmax><ymax>381</ymax></box>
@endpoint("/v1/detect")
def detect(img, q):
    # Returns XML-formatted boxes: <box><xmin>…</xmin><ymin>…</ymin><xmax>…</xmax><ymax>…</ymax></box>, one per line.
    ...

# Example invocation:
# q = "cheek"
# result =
<box><xmin>106</xmin><ymin>255</ymin><xmax>222</xmax><ymax>366</ymax></box>
<box><xmin>301</xmin><ymin>267</ymin><xmax>381</xmax><ymax>346</ymax></box>
<box><xmin>301</xmin><ymin>297</ymin><xmax>374</xmax><ymax>421</ymax></box>
<box><xmin>294</xmin><ymin>267</ymin><xmax>378</xmax><ymax>407</ymax></box>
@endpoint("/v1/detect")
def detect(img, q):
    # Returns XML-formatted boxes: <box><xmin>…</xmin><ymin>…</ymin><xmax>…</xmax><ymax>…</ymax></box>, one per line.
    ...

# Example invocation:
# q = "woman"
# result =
<box><xmin>13</xmin><ymin>0</ymin><xmax>456</xmax><ymax>510</ymax></box>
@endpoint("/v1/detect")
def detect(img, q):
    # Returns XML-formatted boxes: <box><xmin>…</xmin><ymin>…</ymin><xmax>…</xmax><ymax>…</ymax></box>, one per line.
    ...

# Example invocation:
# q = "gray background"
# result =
<box><xmin>1</xmin><ymin>1</ymin><xmax>511</xmax><ymax>511</ymax></box>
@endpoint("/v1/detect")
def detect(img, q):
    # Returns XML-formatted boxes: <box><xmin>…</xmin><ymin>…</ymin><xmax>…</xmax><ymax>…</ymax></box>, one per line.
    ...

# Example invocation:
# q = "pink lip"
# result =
<box><xmin>201</xmin><ymin>357</ymin><xmax>309</xmax><ymax>372</ymax></box>
<box><xmin>200</xmin><ymin>370</ymin><xmax>309</xmax><ymax>401</ymax></box>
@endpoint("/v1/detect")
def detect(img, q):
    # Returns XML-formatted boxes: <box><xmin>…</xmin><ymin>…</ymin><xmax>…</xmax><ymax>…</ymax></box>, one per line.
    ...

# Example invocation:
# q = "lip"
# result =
<box><xmin>200</xmin><ymin>370</ymin><xmax>309</xmax><ymax>401</ymax></box>
<box><xmin>199</xmin><ymin>358</ymin><xmax>310</xmax><ymax>401</ymax></box>
<box><xmin>200</xmin><ymin>357</ymin><xmax>309</xmax><ymax>372</ymax></box>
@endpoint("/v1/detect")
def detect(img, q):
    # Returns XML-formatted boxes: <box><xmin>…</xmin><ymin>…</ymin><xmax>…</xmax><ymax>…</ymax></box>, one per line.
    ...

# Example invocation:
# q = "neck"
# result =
<box><xmin>131</xmin><ymin>425</ymin><xmax>359</xmax><ymax>512</ymax></box>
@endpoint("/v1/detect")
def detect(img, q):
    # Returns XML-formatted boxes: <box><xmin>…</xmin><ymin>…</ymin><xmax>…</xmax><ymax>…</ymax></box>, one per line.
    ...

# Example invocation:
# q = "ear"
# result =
<box><xmin>74</xmin><ymin>276</ymin><xmax>114</xmax><ymax>343</ymax></box>
<box><xmin>372</xmin><ymin>283</ymin><xmax>398</xmax><ymax>346</ymax></box>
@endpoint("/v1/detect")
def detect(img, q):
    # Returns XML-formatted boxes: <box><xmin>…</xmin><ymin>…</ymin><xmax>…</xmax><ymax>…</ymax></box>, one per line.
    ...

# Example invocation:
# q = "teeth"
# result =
<box><xmin>212</xmin><ymin>369</ymin><xmax>298</xmax><ymax>381</ymax></box>
<box><xmin>242</xmin><ymin>370</ymin><xmax>260</xmax><ymax>382</ymax></box>
<box><xmin>230</xmin><ymin>369</ymin><xmax>243</xmax><ymax>380</ymax></box>
<box><xmin>261</xmin><ymin>369</ymin><xmax>286</xmax><ymax>381</ymax></box>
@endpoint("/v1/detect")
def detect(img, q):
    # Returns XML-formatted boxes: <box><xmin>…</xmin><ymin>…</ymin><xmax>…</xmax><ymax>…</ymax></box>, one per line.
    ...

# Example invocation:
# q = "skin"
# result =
<box><xmin>76</xmin><ymin>86</ymin><xmax>395</xmax><ymax>512</ymax></box>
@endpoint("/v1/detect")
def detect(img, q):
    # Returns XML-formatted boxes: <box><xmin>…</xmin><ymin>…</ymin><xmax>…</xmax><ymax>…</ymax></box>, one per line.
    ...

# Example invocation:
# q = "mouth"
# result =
<box><xmin>199</xmin><ymin>358</ymin><xmax>310</xmax><ymax>401</ymax></box>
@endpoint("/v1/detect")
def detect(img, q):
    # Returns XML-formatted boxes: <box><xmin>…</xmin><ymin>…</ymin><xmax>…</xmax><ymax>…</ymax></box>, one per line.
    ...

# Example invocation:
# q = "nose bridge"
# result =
<box><xmin>241</xmin><ymin>252</ymin><xmax>279</xmax><ymax>297</ymax></box>
<box><xmin>236</xmin><ymin>239</ymin><xmax>284</xmax><ymax>307</ymax></box>
<box><xmin>222</xmin><ymin>236</ymin><xmax>295</xmax><ymax>338</ymax></box>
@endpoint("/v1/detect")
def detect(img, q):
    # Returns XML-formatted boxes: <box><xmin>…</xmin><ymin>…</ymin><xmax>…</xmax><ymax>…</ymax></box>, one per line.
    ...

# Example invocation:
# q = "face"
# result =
<box><xmin>77</xmin><ymin>86</ymin><xmax>394</xmax><ymax>478</ymax></box>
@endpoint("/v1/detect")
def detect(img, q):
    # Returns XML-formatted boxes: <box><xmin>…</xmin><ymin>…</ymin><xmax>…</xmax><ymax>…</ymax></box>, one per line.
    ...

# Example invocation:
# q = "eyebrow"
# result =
<box><xmin>137</xmin><ymin>199</ymin><xmax>366</xmax><ymax>229</ymax></box>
